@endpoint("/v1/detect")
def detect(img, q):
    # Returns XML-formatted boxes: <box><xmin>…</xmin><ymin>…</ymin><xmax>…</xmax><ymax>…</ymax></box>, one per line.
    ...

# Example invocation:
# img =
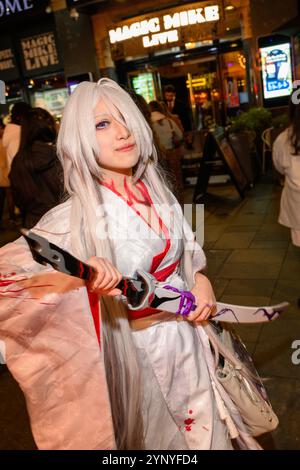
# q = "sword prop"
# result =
<box><xmin>20</xmin><ymin>229</ymin><xmax>289</xmax><ymax>324</ymax></box>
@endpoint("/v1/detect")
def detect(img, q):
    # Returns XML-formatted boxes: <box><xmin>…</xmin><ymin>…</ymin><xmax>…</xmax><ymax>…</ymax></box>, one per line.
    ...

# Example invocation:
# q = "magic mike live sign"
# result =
<box><xmin>109</xmin><ymin>3</ymin><xmax>220</xmax><ymax>49</ymax></box>
<box><xmin>21</xmin><ymin>31</ymin><xmax>60</xmax><ymax>75</ymax></box>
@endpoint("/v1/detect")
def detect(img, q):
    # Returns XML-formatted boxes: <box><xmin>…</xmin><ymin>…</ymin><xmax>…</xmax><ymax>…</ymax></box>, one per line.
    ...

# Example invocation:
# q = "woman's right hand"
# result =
<box><xmin>86</xmin><ymin>256</ymin><xmax>122</xmax><ymax>296</ymax></box>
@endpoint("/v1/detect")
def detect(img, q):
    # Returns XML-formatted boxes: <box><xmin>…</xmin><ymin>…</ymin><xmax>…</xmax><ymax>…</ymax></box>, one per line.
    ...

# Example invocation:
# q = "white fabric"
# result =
<box><xmin>0</xmin><ymin>181</ymin><xmax>259</xmax><ymax>449</ymax></box>
<box><xmin>90</xmin><ymin>183</ymin><xmax>231</xmax><ymax>449</ymax></box>
<box><xmin>273</xmin><ymin>128</ymin><xmax>300</xmax><ymax>246</ymax></box>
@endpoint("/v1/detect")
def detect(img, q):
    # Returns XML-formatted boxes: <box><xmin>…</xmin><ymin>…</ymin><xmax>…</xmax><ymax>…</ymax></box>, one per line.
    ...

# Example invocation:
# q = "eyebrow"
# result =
<box><xmin>94</xmin><ymin>112</ymin><xmax>111</xmax><ymax>119</ymax></box>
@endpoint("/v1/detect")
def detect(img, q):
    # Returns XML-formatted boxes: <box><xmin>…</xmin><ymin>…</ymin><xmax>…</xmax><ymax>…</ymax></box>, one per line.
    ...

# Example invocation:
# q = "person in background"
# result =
<box><xmin>0</xmin><ymin>119</ymin><xmax>11</xmax><ymax>225</ymax></box>
<box><xmin>149</xmin><ymin>100</ymin><xmax>184</xmax><ymax>198</ymax></box>
<box><xmin>0</xmin><ymin>79</ymin><xmax>263</xmax><ymax>450</ymax></box>
<box><xmin>273</xmin><ymin>97</ymin><xmax>300</xmax><ymax>247</ymax></box>
<box><xmin>2</xmin><ymin>102</ymin><xmax>31</xmax><ymax>172</ymax></box>
<box><xmin>149</xmin><ymin>100</ymin><xmax>183</xmax><ymax>151</ymax></box>
<box><xmin>0</xmin><ymin>118</ymin><xmax>16</xmax><ymax>225</ymax></box>
<box><xmin>2</xmin><ymin>102</ymin><xmax>31</xmax><ymax>223</ymax></box>
<box><xmin>128</xmin><ymin>91</ymin><xmax>152</xmax><ymax>126</ymax></box>
<box><xmin>9</xmin><ymin>107</ymin><xmax>64</xmax><ymax>228</ymax></box>
<box><xmin>159</xmin><ymin>100</ymin><xmax>184</xmax><ymax>134</ymax></box>
<box><xmin>163</xmin><ymin>84</ymin><xmax>192</xmax><ymax>132</ymax></box>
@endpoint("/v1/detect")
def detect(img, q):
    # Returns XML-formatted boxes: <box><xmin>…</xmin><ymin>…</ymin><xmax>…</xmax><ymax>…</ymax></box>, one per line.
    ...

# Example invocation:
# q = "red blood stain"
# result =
<box><xmin>184</xmin><ymin>418</ymin><xmax>195</xmax><ymax>426</ymax></box>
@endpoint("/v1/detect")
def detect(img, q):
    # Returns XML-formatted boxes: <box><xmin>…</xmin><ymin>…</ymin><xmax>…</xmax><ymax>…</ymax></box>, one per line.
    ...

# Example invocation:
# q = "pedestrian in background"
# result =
<box><xmin>2</xmin><ymin>102</ymin><xmax>31</xmax><ymax>223</ymax></box>
<box><xmin>273</xmin><ymin>95</ymin><xmax>300</xmax><ymax>247</ymax></box>
<box><xmin>163</xmin><ymin>84</ymin><xmax>192</xmax><ymax>132</ymax></box>
<box><xmin>9</xmin><ymin>107</ymin><xmax>64</xmax><ymax>228</ymax></box>
<box><xmin>149</xmin><ymin>100</ymin><xmax>183</xmax><ymax>151</ymax></box>
<box><xmin>0</xmin><ymin>119</ymin><xmax>11</xmax><ymax>225</ymax></box>
<box><xmin>149</xmin><ymin>100</ymin><xmax>184</xmax><ymax>199</ymax></box>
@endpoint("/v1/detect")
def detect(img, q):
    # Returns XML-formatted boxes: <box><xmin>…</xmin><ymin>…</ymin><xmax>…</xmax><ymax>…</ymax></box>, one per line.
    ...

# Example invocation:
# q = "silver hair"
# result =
<box><xmin>56</xmin><ymin>78</ymin><xmax>173</xmax><ymax>449</ymax></box>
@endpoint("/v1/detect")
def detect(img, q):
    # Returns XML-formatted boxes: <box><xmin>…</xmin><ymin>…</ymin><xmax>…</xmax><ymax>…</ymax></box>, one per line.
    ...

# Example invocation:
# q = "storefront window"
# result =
<box><xmin>32</xmin><ymin>88</ymin><xmax>68</xmax><ymax>119</ymax></box>
<box><xmin>220</xmin><ymin>50</ymin><xmax>248</xmax><ymax>117</ymax></box>
<box><xmin>129</xmin><ymin>72</ymin><xmax>157</xmax><ymax>103</ymax></box>
<box><xmin>27</xmin><ymin>74</ymin><xmax>67</xmax><ymax>119</ymax></box>
<box><xmin>186</xmin><ymin>67</ymin><xmax>219</xmax><ymax>129</ymax></box>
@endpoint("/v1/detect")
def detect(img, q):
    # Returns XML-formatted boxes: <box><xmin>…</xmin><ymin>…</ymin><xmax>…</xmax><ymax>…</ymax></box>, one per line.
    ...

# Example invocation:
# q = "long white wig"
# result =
<box><xmin>56</xmin><ymin>78</ymin><xmax>174</xmax><ymax>449</ymax></box>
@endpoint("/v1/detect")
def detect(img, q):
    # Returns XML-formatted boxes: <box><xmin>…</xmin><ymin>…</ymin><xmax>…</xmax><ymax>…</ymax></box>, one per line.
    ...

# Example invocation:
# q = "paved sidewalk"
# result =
<box><xmin>0</xmin><ymin>177</ymin><xmax>299</xmax><ymax>449</ymax></box>
<box><xmin>186</xmin><ymin>178</ymin><xmax>300</xmax><ymax>450</ymax></box>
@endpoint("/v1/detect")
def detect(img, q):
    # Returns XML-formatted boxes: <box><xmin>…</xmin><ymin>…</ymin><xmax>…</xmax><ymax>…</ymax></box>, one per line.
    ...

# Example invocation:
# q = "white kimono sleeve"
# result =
<box><xmin>0</xmin><ymin>205</ymin><xmax>115</xmax><ymax>450</ymax></box>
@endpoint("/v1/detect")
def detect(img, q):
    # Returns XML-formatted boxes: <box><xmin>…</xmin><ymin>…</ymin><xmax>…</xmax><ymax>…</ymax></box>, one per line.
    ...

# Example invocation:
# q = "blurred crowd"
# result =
<box><xmin>0</xmin><ymin>102</ymin><xmax>64</xmax><ymax>229</ymax></box>
<box><xmin>0</xmin><ymin>84</ymin><xmax>192</xmax><ymax>225</ymax></box>
<box><xmin>1</xmin><ymin>82</ymin><xmax>299</xmax><ymax>238</ymax></box>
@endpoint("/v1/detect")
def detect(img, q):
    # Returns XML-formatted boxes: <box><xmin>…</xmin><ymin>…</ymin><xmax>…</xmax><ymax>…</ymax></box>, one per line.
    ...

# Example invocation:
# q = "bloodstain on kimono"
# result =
<box><xmin>181</xmin><ymin>410</ymin><xmax>195</xmax><ymax>432</ymax></box>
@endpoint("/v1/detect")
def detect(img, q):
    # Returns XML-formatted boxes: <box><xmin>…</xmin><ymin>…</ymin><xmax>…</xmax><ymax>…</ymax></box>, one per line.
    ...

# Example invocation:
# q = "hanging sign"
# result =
<box><xmin>109</xmin><ymin>4</ymin><xmax>220</xmax><ymax>48</ymax></box>
<box><xmin>20</xmin><ymin>30</ymin><xmax>61</xmax><ymax>76</ymax></box>
<box><xmin>0</xmin><ymin>36</ymin><xmax>19</xmax><ymax>80</ymax></box>
<box><xmin>108</xmin><ymin>2</ymin><xmax>221</xmax><ymax>59</ymax></box>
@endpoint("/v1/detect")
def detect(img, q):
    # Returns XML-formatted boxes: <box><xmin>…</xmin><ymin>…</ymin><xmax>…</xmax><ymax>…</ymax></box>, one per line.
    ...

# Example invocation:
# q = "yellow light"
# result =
<box><xmin>185</xmin><ymin>42</ymin><xmax>196</xmax><ymax>49</ymax></box>
<box><xmin>225</xmin><ymin>5</ymin><xmax>235</xmax><ymax>11</ymax></box>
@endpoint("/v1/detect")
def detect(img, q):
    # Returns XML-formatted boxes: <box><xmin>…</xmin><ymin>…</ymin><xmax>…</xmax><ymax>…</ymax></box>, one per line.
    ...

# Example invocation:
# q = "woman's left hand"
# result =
<box><xmin>187</xmin><ymin>272</ymin><xmax>216</xmax><ymax>322</ymax></box>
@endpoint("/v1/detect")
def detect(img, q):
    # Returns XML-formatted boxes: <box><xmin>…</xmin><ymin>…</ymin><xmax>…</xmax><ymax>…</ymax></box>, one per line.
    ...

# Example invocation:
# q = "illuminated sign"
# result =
<box><xmin>0</xmin><ymin>37</ymin><xmax>19</xmax><ymax>81</ymax></box>
<box><xmin>261</xmin><ymin>42</ymin><xmax>293</xmax><ymax>100</ymax></box>
<box><xmin>0</xmin><ymin>0</ymin><xmax>33</xmax><ymax>18</ymax></box>
<box><xmin>0</xmin><ymin>47</ymin><xmax>15</xmax><ymax>71</ymax></box>
<box><xmin>21</xmin><ymin>32</ymin><xmax>59</xmax><ymax>71</ymax></box>
<box><xmin>109</xmin><ymin>5</ymin><xmax>220</xmax><ymax>48</ymax></box>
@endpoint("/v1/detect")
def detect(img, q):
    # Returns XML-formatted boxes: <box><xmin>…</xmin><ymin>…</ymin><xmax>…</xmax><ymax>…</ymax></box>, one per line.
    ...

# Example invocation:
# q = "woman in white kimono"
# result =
<box><xmin>0</xmin><ymin>79</ymin><xmax>261</xmax><ymax>450</ymax></box>
<box><xmin>273</xmin><ymin>98</ymin><xmax>300</xmax><ymax>247</ymax></box>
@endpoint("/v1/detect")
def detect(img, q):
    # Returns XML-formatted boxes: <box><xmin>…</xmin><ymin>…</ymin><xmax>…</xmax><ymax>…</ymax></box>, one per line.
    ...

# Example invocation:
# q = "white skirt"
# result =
<box><xmin>130</xmin><ymin>312</ymin><xmax>232</xmax><ymax>450</ymax></box>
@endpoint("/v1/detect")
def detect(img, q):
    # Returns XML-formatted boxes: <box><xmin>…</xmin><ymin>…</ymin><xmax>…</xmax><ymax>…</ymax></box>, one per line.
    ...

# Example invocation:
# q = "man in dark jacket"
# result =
<box><xmin>163</xmin><ymin>84</ymin><xmax>192</xmax><ymax>132</ymax></box>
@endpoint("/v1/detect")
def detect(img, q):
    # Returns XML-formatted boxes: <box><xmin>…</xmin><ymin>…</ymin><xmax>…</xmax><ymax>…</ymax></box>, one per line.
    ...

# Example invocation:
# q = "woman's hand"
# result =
<box><xmin>187</xmin><ymin>272</ymin><xmax>216</xmax><ymax>322</ymax></box>
<box><xmin>86</xmin><ymin>256</ymin><xmax>122</xmax><ymax>296</ymax></box>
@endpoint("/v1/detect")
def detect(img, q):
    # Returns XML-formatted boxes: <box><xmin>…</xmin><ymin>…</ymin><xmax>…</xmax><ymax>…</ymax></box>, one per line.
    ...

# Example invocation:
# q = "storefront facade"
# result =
<box><xmin>0</xmin><ymin>1</ymin><xmax>66</xmax><ymax>116</ymax></box>
<box><xmin>89</xmin><ymin>0</ymin><xmax>299</xmax><ymax>126</ymax></box>
<box><xmin>2</xmin><ymin>0</ymin><xmax>299</xmax><ymax>121</ymax></box>
<box><xmin>0</xmin><ymin>0</ymin><xmax>99</xmax><ymax>118</ymax></box>
<box><xmin>92</xmin><ymin>1</ymin><xmax>250</xmax><ymax>128</ymax></box>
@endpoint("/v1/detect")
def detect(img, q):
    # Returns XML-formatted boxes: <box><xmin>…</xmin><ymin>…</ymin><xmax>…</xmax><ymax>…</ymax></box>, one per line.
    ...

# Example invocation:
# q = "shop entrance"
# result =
<box><xmin>128</xmin><ymin>48</ymin><xmax>248</xmax><ymax>131</ymax></box>
<box><xmin>158</xmin><ymin>56</ymin><xmax>219</xmax><ymax>130</ymax></box>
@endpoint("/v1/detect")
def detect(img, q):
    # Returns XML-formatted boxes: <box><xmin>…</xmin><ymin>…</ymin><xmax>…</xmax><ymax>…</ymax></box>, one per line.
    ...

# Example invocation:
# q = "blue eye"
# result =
<box><xmin>96</xmin><ymin>120</ymin><xmax>110</xmax><ymax>130</ymax></box>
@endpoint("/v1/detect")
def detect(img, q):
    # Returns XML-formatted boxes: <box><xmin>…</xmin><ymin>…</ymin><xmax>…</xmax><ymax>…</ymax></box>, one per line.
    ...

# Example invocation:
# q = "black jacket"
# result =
<box><xmin>10</xmin><ymin>141</ymin><xmax>64</xmax><ymax>228</ymax></box>
<box><xmin>164</xmin><ymin>98</ymin><xmax>192</xmax><ymax>132</ymax></box>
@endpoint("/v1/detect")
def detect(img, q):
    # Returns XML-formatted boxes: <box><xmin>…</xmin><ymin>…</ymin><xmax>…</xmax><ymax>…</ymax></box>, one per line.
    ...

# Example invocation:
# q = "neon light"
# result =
<box><xmin>108</xmin><ymin>5</ymin><xmax>220</xmax><ymax>45</ymax></box>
